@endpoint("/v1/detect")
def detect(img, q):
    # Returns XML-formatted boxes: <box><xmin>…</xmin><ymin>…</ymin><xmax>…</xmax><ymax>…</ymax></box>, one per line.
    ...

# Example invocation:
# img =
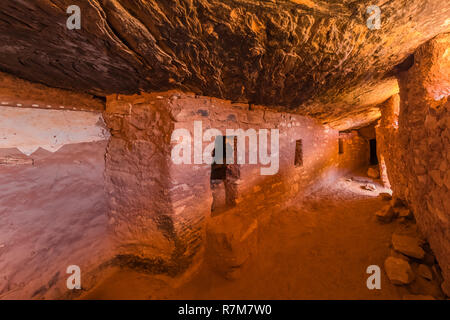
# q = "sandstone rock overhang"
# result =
<box><xmin>0</xmin><ymin>0</ymin><xmax>449</xmax><ymax>128</ymax></box>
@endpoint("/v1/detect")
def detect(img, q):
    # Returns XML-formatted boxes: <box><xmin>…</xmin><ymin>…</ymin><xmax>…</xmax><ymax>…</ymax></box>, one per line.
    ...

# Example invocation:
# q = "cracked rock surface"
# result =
<box><xmin>0</xmin><ymin>1</ymin><xmax>449</xmax><ymax>127</ymax></box>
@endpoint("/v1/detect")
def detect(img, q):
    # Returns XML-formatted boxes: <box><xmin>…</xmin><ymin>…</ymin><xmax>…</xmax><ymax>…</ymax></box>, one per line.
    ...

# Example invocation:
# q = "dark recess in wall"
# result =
<box><xmin>338</xmin><ymin>138</ymin><xmax>344</xmax><ymax>154</ymax></box>
<box><xmin>370</xmin><ymin>139</ymin><xmax>378</xmax><ymax>165</ymax></box>
<box><xmin>295</xmin><ymin>140</ymin><xmax>303</xmax><ymax>166</ymax></box>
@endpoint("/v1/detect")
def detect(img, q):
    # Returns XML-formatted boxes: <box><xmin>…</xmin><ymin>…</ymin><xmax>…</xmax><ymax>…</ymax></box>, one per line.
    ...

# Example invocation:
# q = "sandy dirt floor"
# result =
<box><xmin>83</xmin><ymin>170</ymin><xmax>405</xmax><ymax>300</ymax></box>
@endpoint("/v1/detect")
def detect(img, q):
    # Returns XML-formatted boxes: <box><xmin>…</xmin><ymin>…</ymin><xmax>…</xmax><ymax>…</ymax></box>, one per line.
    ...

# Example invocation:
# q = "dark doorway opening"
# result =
<box><xmin>210</xmin><ymin>136</ymin><xmax>240</xmax><ymax>215</ymax></box>
<box><xmin>338</xmin><ymin>138</ymin><xmax>344</xmax><ymax>155</ymax></box>
<box><xmin>294</xmin><ymin>140</ymin><xmax>303</xmax><ymax>167</ymax></box>
<box><xmin>369</xmin><ymin>139</ymin><xmax>378</xmax><ymax>165</ymax></box>
<box><xmin>210</xmin><ymin>136</ymin><xmax>228</xmax><ymax>180</ymax></box>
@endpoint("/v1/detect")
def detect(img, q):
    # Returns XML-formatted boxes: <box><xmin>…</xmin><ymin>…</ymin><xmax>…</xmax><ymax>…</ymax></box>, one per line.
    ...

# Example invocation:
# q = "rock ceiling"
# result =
<box><xmin>0</xmin><ymin>0</ymin><xmax>449</xmax><ymax>128</ymax></box>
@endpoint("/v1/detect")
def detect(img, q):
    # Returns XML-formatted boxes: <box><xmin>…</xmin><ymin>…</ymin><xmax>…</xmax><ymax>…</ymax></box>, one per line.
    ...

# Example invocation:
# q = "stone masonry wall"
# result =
<box><xmin>104</xmin><ymin>91</ymin><xmax>372</xmax><ymax>276</ymax></box>
<box><xmin>377</xmin><ymin>33</ymin><xmax>450</xmax><ymax>294</ymax></box>
<box><xmin>338</xmin><ymin>130</ymin><xmax>370</xmax><ymax>173</ymax></box>
<box><xmin>375</xmin><ymin>94</ymin><xmax>401</xmax><ymax>188</ymax></box>
<box><xmin>103</xmin><ymin>95</ymin><xmax>181</xmax><ymax>273</ymax></box>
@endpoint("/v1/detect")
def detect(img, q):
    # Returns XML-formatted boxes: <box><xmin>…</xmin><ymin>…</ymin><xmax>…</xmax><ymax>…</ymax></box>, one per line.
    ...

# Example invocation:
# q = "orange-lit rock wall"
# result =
<box><xmin>375</xmin><ymin>94</ymin><xmax>401</xmax><ymax>188</ymax></box>
<box><xmin>0</xmin><ymin>71</ymin><xmax>104</xmax><ymax>112</ymax></box>
<box><xmin>0</xmin><ymin>143</ymin><xmax>111</xmax><ymax>299</ymax></box>
<box><xmin>104</xmin><ymin>91</ymin><xmax>372</xmax><ymax>275</ymax></box>
<box><xmin>0</xmin><ymin>75</ymin><xmax>111</xmax><ymax>299</ymax></box>
<box><xmin>103</xmin><ymin>95</ymin><xmax>180</xmax><ymax>273</ymax></box>
<box><xmin>377</xmin><ymin>33</ymin><xmax>450</xmax><ymax>294</ymax></box>
<box><xmin>338</xmin><ymin>130</ymin><xmax>371</xmax><ymax>172</ymax></box>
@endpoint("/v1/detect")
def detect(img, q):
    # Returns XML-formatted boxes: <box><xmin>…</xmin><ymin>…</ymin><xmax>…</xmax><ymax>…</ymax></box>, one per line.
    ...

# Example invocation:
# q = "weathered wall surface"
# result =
<box><xmin>0</xmin><ymin>79</ymin><xmax>111</xmax><ymax>299</ymax></box>
<box><xmin>103</xmin><ymin>94</ymin><xmax>181</xmax><ymax>273</ymax></box>
<box><xmin>0</xmin><ymin>141</ymin><xmax>111</xmax><ymax>299</ymax></box>
<box><xmin>169</xmin><ymin>93</ymin><xmax>371</xmax><ymax>221</ymax></box>
<box><xmin>104</xmin><ymin>91</ymin><xmax>372</xmax><ymax>276</ymax></box>
<box><xmin>375</xmin><ymin>94</ymin><xmax>400</xmax><ymax>188</ymax></box>
<box><xmin>377</xmin><ymin>33</ymin><xmax>450</xmax><ymax>294</ymax></box>
<box><xmin>338</xmin><ymin>130</ymin><xmax>370</xmax><ymax>173</ymax></box>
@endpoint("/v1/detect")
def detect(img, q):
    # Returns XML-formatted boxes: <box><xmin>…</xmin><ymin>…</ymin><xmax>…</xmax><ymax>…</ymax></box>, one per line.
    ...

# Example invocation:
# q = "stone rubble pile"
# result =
<box><xmin>376</xmin><ymin>194</ymin><xmax>448</xmax><ymax>300</ymax></box>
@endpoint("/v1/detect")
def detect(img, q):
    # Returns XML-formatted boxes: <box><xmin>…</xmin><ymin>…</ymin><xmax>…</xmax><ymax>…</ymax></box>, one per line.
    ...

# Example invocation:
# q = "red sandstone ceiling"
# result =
<box><xmin>0</xmin><ymin>1</ymin><xmax>449</xmax><ymax>127</ymax></box>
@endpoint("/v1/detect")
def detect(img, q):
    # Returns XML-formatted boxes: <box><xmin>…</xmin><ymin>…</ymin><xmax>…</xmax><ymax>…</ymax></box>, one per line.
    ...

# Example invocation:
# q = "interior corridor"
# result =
<box><xmin>82</xmin><ymin>169</ymin><xmax>443</xmax><ymax>300</ymax></box>
<box><xmin>0</xmin><ymin>1</ymin><xmax>448</xmax><ymax>301</ymax></box>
